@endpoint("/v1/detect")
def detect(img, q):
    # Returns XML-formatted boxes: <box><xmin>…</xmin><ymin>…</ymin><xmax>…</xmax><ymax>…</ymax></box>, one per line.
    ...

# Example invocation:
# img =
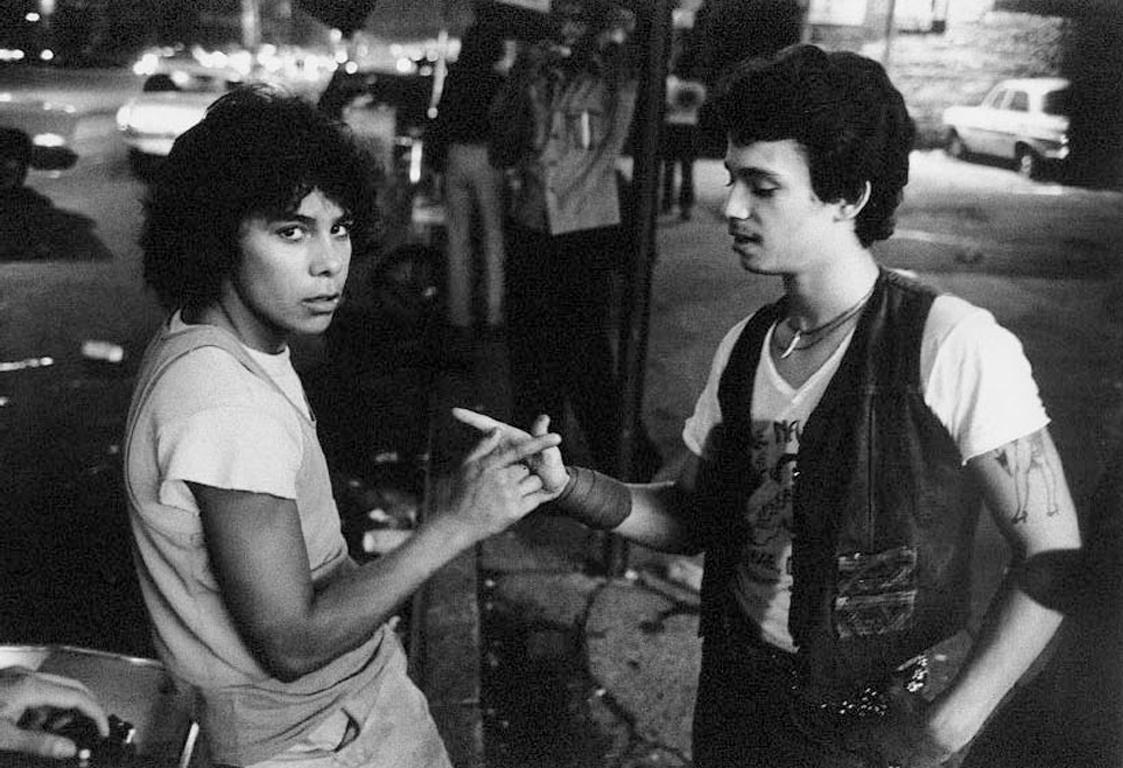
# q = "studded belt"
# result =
<box><xmin>708</xmin><ymin>607</ymin><xmax>930</xmax><ymax>721</ymax></box>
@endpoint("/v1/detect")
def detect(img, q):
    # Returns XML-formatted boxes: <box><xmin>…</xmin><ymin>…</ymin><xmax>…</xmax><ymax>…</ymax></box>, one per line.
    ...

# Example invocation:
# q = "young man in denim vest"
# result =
<box><xmin>458</xmin><ymin>43</ymin><xmax>1083</xmax><ymax>767</ymax></box>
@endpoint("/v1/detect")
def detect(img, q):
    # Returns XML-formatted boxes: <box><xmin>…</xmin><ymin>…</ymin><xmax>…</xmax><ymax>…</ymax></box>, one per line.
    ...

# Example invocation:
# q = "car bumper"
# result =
<box><xmin>118</xmin><ymin>132</ymin><xmax>175</xmax><ymax>157</ymax></box>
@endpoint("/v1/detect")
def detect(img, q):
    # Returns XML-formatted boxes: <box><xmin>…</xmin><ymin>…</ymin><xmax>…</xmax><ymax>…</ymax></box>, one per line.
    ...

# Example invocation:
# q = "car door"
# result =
<box><xmin>998</xmin><ymin>89</ymin><xmax>1031</xmax><ymax>160</ymax></box>
<box><xmin>972</xmin><ymin>86</ymin><xmax>1012</xmax><ymax>157</ymax></box>
<box><xmin>958</xmin><ymin>86</ymin><xmax>1002</xmax><ymax>156</ymax></box>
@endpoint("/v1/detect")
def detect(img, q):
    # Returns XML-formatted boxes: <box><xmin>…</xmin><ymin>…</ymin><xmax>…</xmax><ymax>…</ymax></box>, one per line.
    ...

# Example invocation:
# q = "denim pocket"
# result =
<box><xmin>833</xmin><ymin>546</ymin><xmax>918</xmax><ymax>638</ymax></box>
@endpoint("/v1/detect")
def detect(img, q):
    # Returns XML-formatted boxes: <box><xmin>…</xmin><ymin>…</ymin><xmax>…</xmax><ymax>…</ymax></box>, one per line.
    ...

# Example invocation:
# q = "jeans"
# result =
<box><xmin>444</xmin><ymin>142</ymin><xmax>506</xmax><ymax>328</ymax></box>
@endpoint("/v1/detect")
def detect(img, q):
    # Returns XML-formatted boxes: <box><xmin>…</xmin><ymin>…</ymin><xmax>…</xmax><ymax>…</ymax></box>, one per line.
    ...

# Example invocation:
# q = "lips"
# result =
<box><xmin>303</xmin><ymin>293</ymin><xmax>342</xmax><ymax>313</ymax></box>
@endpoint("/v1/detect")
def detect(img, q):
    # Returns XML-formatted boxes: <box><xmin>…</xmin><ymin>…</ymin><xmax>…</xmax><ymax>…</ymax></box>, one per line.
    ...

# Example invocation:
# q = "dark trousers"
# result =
<box><xmin>504</xmin><ymin>224</ymin><xmax>623</xmax><ymax>472</ymax></box>
<box><xmin>660</xmin><ymin>123</ymin><xmax>697</xmax><ymax>213</ymax></box>
<box><xmin>693</xmin><ymin>631</ymin><xmax>871</xmax><ymax>768</ymax></box>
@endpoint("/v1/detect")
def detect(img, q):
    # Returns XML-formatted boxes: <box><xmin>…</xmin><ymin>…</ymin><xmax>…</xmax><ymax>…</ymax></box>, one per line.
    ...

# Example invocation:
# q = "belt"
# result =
<box><xmin>708</xmin><ymin>607</ymin><xmax>930</xmax><ymax>721</ymax></box>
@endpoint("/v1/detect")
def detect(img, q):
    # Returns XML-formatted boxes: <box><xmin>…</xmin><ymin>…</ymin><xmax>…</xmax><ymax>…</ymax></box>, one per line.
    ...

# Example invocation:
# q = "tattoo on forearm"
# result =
<box><xmin>992</xmin><ymin>433</ymin><xmax>1060</xmax><ymax>524</ymax></box>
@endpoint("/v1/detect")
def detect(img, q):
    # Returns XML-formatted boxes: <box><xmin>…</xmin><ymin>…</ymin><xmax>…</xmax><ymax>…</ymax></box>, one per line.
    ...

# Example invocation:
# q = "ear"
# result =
<box><xmin>835</xmin><ymin>181</ymin><xmax>871</xmax><ymax>221</ymax></box>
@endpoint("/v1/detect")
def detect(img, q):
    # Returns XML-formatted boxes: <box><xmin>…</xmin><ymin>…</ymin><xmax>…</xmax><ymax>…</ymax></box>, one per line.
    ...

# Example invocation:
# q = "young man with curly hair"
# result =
<box><xmin>459</xmin><ymin>44</ymin><xmax>1083</xmax><ymax>767</ymax></box>
<box><xmin>125</xmin><ymin>85</ymin><xmax>560</xmax><ymax>768</ymax></box>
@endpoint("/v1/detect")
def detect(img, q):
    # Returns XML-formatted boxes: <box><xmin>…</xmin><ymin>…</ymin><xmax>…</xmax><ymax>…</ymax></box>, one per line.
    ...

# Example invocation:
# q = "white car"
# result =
<box><xmin>115</xmin><ymin>67</ymin><xmax>243</xmax><ymax>174</ymax></box>
<box><xmin>941</xmin><ymin>77</ymin><xmax>1071</xmax><ymax>180</ymax></box>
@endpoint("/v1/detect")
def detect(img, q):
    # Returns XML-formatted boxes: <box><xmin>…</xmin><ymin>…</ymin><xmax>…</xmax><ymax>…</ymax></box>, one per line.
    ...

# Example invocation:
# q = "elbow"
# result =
<box><xmin>252</xmin><ymin>634</ymin><xmax>327</xmax><ymax>683</ymax></box>
<box><xmin>267</xmin><ymin>664</ymin><xmax>303</xmax><ymax>684</ymax></box>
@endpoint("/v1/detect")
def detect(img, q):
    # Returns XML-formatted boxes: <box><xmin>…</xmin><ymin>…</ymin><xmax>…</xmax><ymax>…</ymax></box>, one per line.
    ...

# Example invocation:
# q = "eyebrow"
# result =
<box><xmin>724</xmin><ymin>164</ymin><xmax>782</xmax><ymax>184</ymax></box>
<box><xmin>269</xmin><ymin>209</ymin><xmax>352</xmax><ymax>226</ymax></box>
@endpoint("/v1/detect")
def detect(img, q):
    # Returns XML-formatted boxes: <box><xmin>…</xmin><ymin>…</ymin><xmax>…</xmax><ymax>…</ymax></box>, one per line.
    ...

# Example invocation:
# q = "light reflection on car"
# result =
<box><xmin>940</xmin><ymin>77</ymin><xmax>1071</xmax><ymax>180</ymax></box>
<box><xmin>115</xmin><ymin>66</ymin><xmax>244</xmax><ymax>175</ymax></box>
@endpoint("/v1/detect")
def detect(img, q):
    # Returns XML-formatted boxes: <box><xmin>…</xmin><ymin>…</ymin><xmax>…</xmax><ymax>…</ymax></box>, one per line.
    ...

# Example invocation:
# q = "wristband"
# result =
<box><xmin>550</xmin><ymin>466</ymin><xmax>632</xmax><ymax>530</ymax></box>
<box><xmin>1013</xmin><ymin>548</ymin><xmax>1087</xmax><ymax>614</ymax></box>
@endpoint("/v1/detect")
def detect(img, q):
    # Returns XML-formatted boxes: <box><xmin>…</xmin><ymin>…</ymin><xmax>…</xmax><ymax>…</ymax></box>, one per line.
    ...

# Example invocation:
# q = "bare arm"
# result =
<box><xmin>924</xmin><ymin>427</ymin><xmax>1081</xmax><ymax>753</ymax></box>
<box><xmin>193</xmin><ymin>428</ymin><xmax>560</xmax><ymax>682</ymax></box>
<box><xmin>614</xmin><ymin>452</ymin><xmax>705</xmax><ymax>555</ymax></box>
<box><xmin>452</xmin><ymin>408</ymin><xmax>704</xmax><ymax>555</ymax></box>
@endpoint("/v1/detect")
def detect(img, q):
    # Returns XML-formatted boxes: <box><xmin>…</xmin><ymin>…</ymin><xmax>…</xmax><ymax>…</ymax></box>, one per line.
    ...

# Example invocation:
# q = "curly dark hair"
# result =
<box><xmin>712</xmin><ymin>43</ymin><xmax>915</xmax><ymax>247</ymax></box>
<box><xmin>141</xmin><ymin>83</ymin><xmax>381</xmax><ymax>311</ymax></box>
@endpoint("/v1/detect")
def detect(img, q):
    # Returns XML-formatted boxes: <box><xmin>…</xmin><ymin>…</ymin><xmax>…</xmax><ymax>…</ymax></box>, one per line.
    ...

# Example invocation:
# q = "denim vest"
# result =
<box><xmin>697</xmin><ymin>269</ymin><xmax>981</xmax><ymax>689</ymax></box>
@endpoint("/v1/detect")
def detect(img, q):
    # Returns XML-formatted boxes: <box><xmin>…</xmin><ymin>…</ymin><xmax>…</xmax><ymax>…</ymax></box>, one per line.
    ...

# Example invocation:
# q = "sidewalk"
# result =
<box><xmin>416</xmin><ymin>326</ymin><xmax>707</xmax><ymax>768</ymax></box>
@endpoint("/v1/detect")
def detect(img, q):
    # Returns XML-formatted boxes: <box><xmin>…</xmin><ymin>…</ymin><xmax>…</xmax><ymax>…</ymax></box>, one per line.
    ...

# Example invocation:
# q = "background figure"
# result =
<box><xmin>427</xmin><ymin>22</ymin><xmax>509</xmax><ymax>336</ymax></box>
<box><xmin>489</xmin><ymin>0</ymin><xmax>650</xmax><ymax>476</ymax></box>
<box><xmin>0</xmin><ymin>127</ymin><xmax>31</xmax><ymax>192</ymax></box>
<box><xmin>661</xmin><ymin>73</ymin><xmax>705</xmax><ymax>221</ymax></box>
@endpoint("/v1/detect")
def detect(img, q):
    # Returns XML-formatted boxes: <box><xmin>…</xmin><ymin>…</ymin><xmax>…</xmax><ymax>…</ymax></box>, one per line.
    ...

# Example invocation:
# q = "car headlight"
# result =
<box><xmin>31</xmin><ymin>132</ymin><xmax>65</xmax><ymax>148</ymax></box>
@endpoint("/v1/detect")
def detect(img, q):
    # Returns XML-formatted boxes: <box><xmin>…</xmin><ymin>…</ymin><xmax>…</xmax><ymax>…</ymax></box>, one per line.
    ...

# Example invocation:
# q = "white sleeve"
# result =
<box><xmin>921</xmin><ymin>295</ymin><xmax>1050</xmax><ymax>463</ymax></box>
<box><xmin>682</xmin><ymin>314</ymin><xmax>754</xmax><ymax>459</ymax></box>
<box><xmin>152</xmin><ymin>350</ymin><xmax>305</xmax><ymax>509</ymax></box>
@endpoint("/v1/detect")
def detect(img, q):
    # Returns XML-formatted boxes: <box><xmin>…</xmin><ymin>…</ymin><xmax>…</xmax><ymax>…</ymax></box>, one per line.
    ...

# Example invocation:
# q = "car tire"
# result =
<box><xmin>946</xmin><ymin>131</ymin><xmax>968</xmax><ymax>161</ymax></box>
<box><xmin>127</xmin><ymin>149</ymin><xmax>160</xmax><ymax>179</ymax></box>
<box><xmin>1016</xmin><ymin>146</ymin><xmax>1042</xmax><ymax>180</ymax></box>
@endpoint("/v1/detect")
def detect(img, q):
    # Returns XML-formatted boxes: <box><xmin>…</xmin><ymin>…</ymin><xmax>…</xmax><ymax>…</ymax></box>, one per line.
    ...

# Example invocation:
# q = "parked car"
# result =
<box><xmin>941</xmin><ymin>77</ymin><xmax>1071</xmax><ymax>180</ymax></box>
<box><xmin>115</xmin><ymin>64</ymin><xmax>245</xmax><ymax>175</ymax></box>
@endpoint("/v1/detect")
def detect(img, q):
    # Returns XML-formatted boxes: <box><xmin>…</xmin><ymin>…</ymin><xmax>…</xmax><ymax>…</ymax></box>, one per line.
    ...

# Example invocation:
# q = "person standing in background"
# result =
<box><xmin>488</xmin><ymin>0</ymin><xmax>648</xmax><ymax>476</ymax></box>
<box><xmin>661</xmin><ymin>72</ymin><xmax>705</xmax><ymax>221</ymax></box>
<box><xmin>427</xmin><ymin>22</ymin><xmax>511</xmax><ymax>344</ymax></box>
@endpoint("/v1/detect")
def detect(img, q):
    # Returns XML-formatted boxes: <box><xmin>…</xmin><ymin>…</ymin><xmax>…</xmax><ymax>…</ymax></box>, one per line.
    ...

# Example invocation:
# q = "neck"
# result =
<box><xmin>781</xmin><ymin>255</ymin><xmax>879</xmax><ymax>331</ymax></box>
<box><xmin>186</xmin><ymin>299</ymin><xmax>286</xmax><ymax>355</ymax></box>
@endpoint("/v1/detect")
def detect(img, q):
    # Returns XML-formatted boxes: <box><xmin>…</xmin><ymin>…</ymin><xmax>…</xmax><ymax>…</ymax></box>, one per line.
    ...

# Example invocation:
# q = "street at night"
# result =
<box><xmin>2</xmin><ymin>4</ymin><xmax>1123</xmax><ymax>763</ymax></box>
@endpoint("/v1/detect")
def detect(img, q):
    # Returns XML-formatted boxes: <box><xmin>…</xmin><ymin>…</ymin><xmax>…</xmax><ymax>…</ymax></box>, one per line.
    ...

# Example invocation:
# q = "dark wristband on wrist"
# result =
<box><xmin>550</xmin><ymin>466</ymin><xmax>632</xmax><ymax>530</ymax></box>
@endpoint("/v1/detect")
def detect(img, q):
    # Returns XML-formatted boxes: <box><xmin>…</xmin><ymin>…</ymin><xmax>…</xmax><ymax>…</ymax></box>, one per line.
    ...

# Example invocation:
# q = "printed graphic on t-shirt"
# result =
<box><xmin>732</xmin><ymin>416</ymin><xmax>800</xmax><ymax>649</ymax></box>
<box><xmin>739</xmin><ymin>418</ymin><xmax>798</xmax><ymax>581</ymax></box>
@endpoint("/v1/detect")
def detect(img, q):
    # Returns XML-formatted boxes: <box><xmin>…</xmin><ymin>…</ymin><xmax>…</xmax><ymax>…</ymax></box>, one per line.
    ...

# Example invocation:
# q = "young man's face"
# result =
<box><xmin>221</xmin><ymin>188</ymin><xmax>352</xmax><ymax>353</ymax></box>
<box><xmin>722</xmin><ymin>138</ymin><xmax>846</xmax><ymax>276</ymax></box>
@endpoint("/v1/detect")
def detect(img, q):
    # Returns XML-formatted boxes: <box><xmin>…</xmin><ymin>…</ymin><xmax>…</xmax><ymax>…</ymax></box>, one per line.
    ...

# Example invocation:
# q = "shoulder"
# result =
<box><xmin>151</xmin><ymin>345</ymin><xmax>290</xmax><ymax>419</ymax></box>
<box><xmin>716</xmin><ymin>312</ymin><xmax>758</xmax><ymax>361</ymax></box>
<box><xmin>922</xmin><ymin>293</ymin><xmax>1012</xmax><ymax>357</ymax></box>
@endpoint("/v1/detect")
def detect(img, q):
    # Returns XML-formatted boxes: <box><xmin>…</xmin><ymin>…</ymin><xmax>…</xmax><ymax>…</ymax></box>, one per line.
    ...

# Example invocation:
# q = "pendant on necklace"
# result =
<box><xmin>779</xmin><ymin>329</ymin><xmax>802</xmax><ymax>359</ymax></box>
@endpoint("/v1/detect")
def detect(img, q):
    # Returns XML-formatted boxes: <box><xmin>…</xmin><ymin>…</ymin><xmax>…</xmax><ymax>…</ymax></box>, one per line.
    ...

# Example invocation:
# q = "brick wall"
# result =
<box><xmin>811</xmin><ymin>11</ymin><xmax>1071</xmax><ymax>148</ymax></box>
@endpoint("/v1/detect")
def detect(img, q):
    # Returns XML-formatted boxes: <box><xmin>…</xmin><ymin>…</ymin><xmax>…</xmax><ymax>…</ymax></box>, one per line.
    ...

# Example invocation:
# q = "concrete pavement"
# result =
<box><xmin>416</xmin><ymin>156</ymin><xmax>1123</xmax><ymax>767</ymax></box>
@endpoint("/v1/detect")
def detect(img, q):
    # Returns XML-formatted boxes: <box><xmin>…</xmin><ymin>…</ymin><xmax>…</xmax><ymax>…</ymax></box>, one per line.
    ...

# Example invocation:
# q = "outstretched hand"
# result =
<box><xmin>0</xmin><ymin>666</ymin><xmax>108</xmax><ymax>760</ymax></box>
<box><xmin>452</xmin><ymin>408</ymin><xmax>569</xmax><ymax>496</ymax></box>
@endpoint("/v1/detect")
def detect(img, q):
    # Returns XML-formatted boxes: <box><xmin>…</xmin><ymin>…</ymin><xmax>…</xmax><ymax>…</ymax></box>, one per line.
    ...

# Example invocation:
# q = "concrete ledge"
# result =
<box><xmin>413</xmin><ymin>338</ymin><xmax>510</xmax><ymax>767</ymax></box>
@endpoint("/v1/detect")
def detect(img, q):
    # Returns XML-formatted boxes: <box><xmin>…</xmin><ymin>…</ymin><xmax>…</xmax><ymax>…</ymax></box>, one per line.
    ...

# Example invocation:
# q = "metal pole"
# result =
<box><xmin>603</xmin><ymin>0</ymin><xmax>673</xmax><ymax>577</ymax></box>
<box><xmin>883</xmin><ymin>0</ymin><xmax>897</xmax><ymax>68</ymax></box>
<box><xmin>241</xmin><ymin>0</ymin><xmax>262</xmax><ymax>54</ymax></box>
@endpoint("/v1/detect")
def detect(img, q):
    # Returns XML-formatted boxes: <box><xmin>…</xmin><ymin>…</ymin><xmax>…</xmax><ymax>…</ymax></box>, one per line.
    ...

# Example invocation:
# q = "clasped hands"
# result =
<box><xmin>0</xmin><ymin>666</ymin><xmax>108</xmax><ymax>760</ymax></box>
<box><xmin>453</xmin><ymin>407</ymin><xmax>569</xmax><ymax>493</ymax></box>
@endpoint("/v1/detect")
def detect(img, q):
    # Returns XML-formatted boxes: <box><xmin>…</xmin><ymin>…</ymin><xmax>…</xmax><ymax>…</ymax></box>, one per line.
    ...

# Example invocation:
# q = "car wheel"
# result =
<box><xmin>127</xmin><ymin>149</ymin><xmax>160</xmax><ymax>179</ymax></box>
<box><xmin>1016</xmin><ymin>147</ymin><xmax>1042</xmax><ymax>180</ymax></box>
<box><xmin>946</xmin><ymin>132</ymin><xmax>968</xmax><ymax>160</ymax></box>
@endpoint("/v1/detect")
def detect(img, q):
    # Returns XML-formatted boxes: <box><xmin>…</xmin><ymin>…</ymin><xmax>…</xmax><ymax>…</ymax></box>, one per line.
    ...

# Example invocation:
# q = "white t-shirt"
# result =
<box><xmin>156</xmin><ymin>313</ymin><xmax>310</xmax><ymax>512</ymax></box>
<box><xmin>682</xmin><ymin>294</ymin><xmax>1049</xmax><ymax>651</ymax></box>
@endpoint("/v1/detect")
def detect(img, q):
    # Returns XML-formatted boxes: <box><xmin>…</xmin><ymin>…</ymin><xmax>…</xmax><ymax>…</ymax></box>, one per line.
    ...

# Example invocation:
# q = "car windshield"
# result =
<box><xmin>1041</xmin><ymin>87</ymin><xmax>1071</xmax><ymax>116</ymax></box>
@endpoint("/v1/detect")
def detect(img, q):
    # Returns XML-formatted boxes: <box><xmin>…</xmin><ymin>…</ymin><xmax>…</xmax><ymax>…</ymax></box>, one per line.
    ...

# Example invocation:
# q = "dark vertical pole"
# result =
<box><xmin>602</xmin><ymin>0</ymin><xmax>672</xmax><ymax>577</ymax></box>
